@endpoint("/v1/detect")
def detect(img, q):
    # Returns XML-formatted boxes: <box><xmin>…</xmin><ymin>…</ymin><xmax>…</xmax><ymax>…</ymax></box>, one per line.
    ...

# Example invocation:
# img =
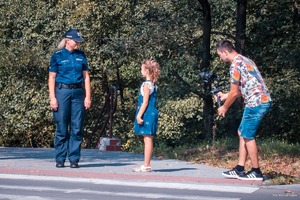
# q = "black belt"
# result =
<box><xmin>56</xmin><ymin>82</ymin><xmax>83</xmax><ymax>89</ymax></box>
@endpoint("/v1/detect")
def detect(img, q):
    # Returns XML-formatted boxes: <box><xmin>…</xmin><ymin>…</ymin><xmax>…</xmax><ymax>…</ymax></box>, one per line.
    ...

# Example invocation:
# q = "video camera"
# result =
<box><xmin>199</xmin><ymin>71</ymin><xmax>226</xmax><ymax>107</ymax></box>
<box><xmin>199</xmin><ymin>71</ymin><xmax>221</xmax><ymax>84</ymax></box>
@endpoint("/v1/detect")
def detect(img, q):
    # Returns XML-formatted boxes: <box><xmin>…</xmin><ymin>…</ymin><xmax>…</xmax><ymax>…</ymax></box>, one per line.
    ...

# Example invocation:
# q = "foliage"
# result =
<box><xmin>158</xmin><ymin>95</ymin><xmax>204</xmax><ymax>146</ymax></box>
<box><xmin>246</xmin><ymin>0</ymin><xmax>300</xmax><ymax>143</ymax></box>
<box><xmin>0</xmin><ymin>38</ymin><xmax>54</xmax><ymax>147</ymax></box>
<box><xmin>0</xmin><ymin>0</ymin><xmax>299</xmax><ymax>147</ymax></box>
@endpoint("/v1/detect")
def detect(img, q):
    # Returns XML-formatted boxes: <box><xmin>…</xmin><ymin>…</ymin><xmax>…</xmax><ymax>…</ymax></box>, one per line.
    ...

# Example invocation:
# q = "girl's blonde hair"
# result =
<box><xmin>142</xmin><ymin>59</ymin><xmax>160</xmax><ymax>83</ymax></box>
<box><xmin>57</xmin><ymin>39</ymin><xmax>66</xmax><ymax>50</ymax></box>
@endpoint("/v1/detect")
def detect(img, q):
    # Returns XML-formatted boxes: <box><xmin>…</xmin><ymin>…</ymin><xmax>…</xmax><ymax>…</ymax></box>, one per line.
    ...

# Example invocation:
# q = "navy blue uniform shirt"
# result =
<box><xmin>49</xmin><ymin>48</ymin><xmax>89</xmax><ymax>84</ymax></box>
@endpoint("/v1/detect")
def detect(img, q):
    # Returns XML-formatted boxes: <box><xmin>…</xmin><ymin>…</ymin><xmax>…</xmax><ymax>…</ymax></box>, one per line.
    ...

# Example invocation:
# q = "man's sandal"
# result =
<box><xmin>132</xmin><ymin>165</ymin><xmax>151</xmax><ymax>172</ymax></box>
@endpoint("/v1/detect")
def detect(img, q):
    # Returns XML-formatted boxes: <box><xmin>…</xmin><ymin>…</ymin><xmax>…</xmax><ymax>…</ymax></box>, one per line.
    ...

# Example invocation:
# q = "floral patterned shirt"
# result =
<box><xmin>230</xmin><ymin>54</ymin><xmax>272</xmax><ymax>107</ymax></box>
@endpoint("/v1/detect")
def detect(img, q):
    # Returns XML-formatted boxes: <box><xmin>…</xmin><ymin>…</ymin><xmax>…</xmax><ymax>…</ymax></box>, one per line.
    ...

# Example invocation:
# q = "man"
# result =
<box><xmin>216</xmin><ymin>39</ymin><xmax>272</xmax><ymax>180</ymax></box>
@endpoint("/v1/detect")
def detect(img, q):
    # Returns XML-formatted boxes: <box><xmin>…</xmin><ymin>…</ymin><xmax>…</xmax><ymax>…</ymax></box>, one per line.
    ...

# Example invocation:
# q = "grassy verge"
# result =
<box><xmin>139</xmin><ymin>138</ymin><xmax>300</xmax><ymax>185</ymax></box>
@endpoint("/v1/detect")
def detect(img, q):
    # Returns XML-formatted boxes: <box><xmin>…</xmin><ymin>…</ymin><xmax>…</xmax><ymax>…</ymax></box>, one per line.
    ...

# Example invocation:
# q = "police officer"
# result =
<box><xmin>48</xmin><ymin>29</ymin><xmax>91</xmax><ymax>168</ymax></box>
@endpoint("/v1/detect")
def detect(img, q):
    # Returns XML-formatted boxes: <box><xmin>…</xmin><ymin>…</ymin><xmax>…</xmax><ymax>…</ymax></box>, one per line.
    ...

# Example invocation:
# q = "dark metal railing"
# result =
<box><xmin>86</xmin><ymin>86</ymin><xmax>117</xmax><ymax>149</ymax></box>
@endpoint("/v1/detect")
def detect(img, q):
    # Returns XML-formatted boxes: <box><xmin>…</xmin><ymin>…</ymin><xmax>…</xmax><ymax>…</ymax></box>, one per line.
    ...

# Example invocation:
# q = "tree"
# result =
<box><xmin>0</xmin><ymin>0</ymin><xmax>299</xmax><ymax>147</ymax></box>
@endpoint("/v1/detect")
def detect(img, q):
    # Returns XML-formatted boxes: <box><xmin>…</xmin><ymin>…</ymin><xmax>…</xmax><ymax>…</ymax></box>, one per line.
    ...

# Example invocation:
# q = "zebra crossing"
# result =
<box><xmin>0</xmin><ymin>174</ymin><xmax>258</xmax><ymax>200</ymax></box>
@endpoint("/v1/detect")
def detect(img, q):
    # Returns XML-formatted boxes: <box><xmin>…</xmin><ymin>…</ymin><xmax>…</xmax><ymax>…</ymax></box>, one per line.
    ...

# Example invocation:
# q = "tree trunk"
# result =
<box><xmin>236</xmin><ymin>0</ymin><xmax>247</xmax><ymax>54</ymax></box>
<box><xmin>198</xmin><ymin>0</ymin><xmax>213</xmax><ymax>142</ymax></box>
<box><xmin>226</xmin><ymin>0</ymin><xmax>247</xmax><ymax>138</ymax></box>
<box><xmin>199</xmin><ymin>0</ymin><xmax>212</xmax><ymax>70</ymax></box>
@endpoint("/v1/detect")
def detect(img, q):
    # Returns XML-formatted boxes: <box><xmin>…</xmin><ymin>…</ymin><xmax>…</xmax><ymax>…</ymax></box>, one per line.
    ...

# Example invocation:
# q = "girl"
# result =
<box><xmin>132</xmin><ymin>59</ymin><xmax>160</xmax><ymax>172</ymax></box>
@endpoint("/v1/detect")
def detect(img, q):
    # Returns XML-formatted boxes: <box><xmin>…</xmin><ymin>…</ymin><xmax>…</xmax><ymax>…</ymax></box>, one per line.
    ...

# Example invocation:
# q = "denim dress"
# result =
<box><xmin>134</xmin><ymin>81</ymin><xmax>158</xmax><ymax>136</ymax></box>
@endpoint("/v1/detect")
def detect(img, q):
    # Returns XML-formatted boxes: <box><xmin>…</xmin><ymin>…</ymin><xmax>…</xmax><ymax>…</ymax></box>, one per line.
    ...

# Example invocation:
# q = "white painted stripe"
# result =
<box><xmin>0</xmin><ymin>173</ymin><xmax>258</xmax><ymax>194</ymax></box>
<box><xmin>0</xmin><ymin>194</ymin><xmax>51</xmax><ymax>200</ymax></box>
<box><xmin>0</xmin><ymin>185</ymin><xmax>240</xmax><ymax>200</ymax></box>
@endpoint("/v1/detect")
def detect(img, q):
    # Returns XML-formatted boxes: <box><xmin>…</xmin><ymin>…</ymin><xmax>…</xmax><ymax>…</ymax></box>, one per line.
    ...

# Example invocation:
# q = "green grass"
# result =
<box><xmin>258</xmin><ymin>139</ymin><xmax>300</xmax><ymax>157</ymax></box>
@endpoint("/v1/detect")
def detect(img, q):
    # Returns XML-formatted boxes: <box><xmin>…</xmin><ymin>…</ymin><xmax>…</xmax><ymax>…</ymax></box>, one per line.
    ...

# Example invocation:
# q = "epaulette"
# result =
<box><xmin>54</xmin><ymin>49</ymin><xmax>63</xmax><ymax>54</ymax></box>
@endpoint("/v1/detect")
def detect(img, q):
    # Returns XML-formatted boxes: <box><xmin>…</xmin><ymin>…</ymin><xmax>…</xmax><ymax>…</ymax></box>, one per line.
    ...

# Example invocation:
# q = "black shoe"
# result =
<box><xmin>222</xmin><ymin>167</ymin><xmax>245</xmax><ymax>179</ymax></box>
<box><xmin>56</xmin><ymin>162</ymin><xmax>65</xmax><ymax>168</ymax></box>
<box><xmin>70</xmin><ymin>162</ymin><xmax>79</xmax><ymax>168</ymax></box>
<box><xmin>238</xmin><ymin>170</ymin><xmax>263</xmax><ymax>181</ymax></box>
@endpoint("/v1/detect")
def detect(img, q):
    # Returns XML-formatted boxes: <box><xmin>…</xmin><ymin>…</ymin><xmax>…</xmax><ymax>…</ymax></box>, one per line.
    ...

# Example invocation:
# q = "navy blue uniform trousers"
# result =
<box><xmin>53</xmin><ymin>87</ymin><xmax>84</xmax><ymax>163</ymax></box>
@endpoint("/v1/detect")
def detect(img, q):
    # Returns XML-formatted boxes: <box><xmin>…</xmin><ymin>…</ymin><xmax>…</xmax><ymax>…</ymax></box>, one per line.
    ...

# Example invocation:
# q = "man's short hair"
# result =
<box><xmin>216</xmin><ymin>39</ymin><xmax>235</xmax><ymax>52</ymax></box>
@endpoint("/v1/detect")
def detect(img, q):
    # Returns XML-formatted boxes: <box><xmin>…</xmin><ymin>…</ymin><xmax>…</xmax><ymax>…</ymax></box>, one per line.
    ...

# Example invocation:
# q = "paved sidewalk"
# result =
<box><xmin>0</xmin><ymin>147</ymin><xmax>261</xmax><ymax>186</ymax></box>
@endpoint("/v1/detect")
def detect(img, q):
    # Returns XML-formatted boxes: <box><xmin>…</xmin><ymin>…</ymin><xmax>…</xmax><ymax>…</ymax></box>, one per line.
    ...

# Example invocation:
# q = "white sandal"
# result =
<box><xmin>132</xmin><ymin>165</ymin><xmax>151</xmax><ymax>172</ymax></box>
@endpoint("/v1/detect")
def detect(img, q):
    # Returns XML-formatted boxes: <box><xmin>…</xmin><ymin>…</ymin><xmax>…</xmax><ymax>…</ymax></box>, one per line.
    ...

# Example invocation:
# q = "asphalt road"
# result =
<box><xmin>0</xmin><ymin>147</ymin><xmax>299</xmax><ymax>200</ymax></box>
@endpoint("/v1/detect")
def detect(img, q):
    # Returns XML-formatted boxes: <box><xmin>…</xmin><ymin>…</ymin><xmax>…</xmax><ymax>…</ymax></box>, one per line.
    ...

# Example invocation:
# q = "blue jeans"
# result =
<box><xmin>53</xmin><ymin>87</ymin><xmax>85</xmax><ymax>163</ymax></box>
<box><xmin>239</xmin><ymin>102</ymin><xmax>272</xmax><ymax>139</ymax></box>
